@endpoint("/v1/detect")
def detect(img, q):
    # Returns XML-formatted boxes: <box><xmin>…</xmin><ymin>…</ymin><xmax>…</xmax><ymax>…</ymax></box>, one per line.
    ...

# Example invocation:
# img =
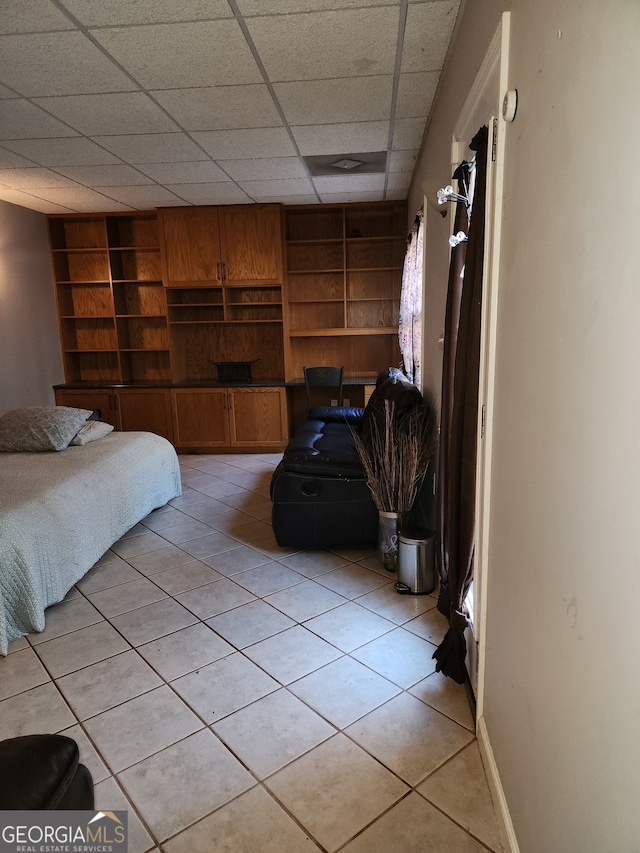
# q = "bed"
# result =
<box><xmin>0</xmin><ymin>429</ymin><xmax>182</xmax><ymax>654</ymax></box>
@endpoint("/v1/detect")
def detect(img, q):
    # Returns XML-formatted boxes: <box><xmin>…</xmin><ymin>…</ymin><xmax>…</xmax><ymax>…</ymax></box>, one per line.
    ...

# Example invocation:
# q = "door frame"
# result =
<box><xmin>449</xmin><ymin>11</ymin><xmax>510</xmax><ymax>716</ymax></box>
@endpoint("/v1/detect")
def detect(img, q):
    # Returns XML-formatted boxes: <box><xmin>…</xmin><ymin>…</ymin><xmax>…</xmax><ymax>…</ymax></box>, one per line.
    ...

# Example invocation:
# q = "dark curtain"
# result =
<box><xmin>433</xmin><ymin>125</ymin><xmax>489</xmax><ymax>683</ymax></box>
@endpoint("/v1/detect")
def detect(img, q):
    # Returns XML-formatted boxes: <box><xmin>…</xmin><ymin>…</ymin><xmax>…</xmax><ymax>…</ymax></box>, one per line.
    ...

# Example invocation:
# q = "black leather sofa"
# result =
<box><xmin>271</xmin><ymin>368</ymin><xmax>425</xmax><ymax>548</ymax></box>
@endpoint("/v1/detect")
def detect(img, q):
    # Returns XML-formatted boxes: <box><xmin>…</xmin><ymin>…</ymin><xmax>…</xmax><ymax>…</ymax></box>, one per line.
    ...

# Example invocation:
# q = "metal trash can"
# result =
<box><xmin>395</xmin><ymin>528</ymin><xmax>436</xmax><ymax>595</ymax></box>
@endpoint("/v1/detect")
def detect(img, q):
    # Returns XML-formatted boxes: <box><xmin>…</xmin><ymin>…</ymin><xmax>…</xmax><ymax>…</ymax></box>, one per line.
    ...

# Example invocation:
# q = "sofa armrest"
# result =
<box><xmin>307</xmin><ymin>405</ymin><xmax>364</xmax><ymax>424</ymax></box>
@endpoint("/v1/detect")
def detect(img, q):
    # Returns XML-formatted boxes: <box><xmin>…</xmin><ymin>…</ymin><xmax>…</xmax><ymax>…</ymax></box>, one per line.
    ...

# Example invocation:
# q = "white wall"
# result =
<box><xmin>414</xmin><ymin>1</ymin><xmax>640</xmax><ymax>850</ymax></box>
<box><xmin>0</xmin><ymin>199</ymin><xmax>64</xmax><ymax>412</ymax></box>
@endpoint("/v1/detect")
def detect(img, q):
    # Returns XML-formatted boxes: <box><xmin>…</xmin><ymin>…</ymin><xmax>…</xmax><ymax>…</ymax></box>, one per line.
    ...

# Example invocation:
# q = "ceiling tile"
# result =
<box><xmin>320</xmin><ymin>191</ymin><xmax>383</xmax><ymax>203</ymax></box>
<box><xmin>98</xmin><ymin>185</ymin><xmax>186</xmax><ymax>206</ymax></box>
<box><xmin>237</xmin><ymin>178</ymin><xmax>315</xmax><ymax>198</ymax></box>
<box><xmin>152</xmin><ymin>86</ymin><xmax>282</xmax><ymax>131</ymax></box>
<box><xmin>166</xmin><ymin>183</ymin><xmax>251</xmax><ymax>205</ymax></box>
<box><xmin>388</xmin><ymin>149</ymin><xmax>419</xmax><ymax>173</ymax></box>
<box><xmin>0</xmin><ymin>99</ymin><xmax>79</xmax><ymax>139</ymax></box>
<box><xmin>191</xmin><ymin>128</ymin><xmax>295</xmax><ymax>160</ymax></box>
<box><xmin>29</xmin><ymin>186</ymin><xmax>134</xmax><ymax>209</ymax></box>
<box><xmin>395</xmin><ymin>71</ymin><xmax>439</xmax><ymax>119</ymax></box>
<box><xmin>384</xmin><ymin>188</ymin><xmax>408</xmax><ymax>200</ymax></box>
<box><xmin>238</xmin><ymin>0</ymin><xmax>393</xmax><ymax>12</ymax></box>
<box><xmin>217</xmin><ymin>158</ymin><xmax>306</xmax><ymax>181</ymax></box>
<box><xmin>1</xmin><ymin>137</ymin><xmax>123</xmax><ymax>167</ymax></box>
<box><xmin>90</xmin><ymin>21</ymin><xmax>262</xmax><ymax>90</ymax></box>
<box><xmin>31</xmin><ymin>93</ymin><xmax>179</xmax><ymax>136</ymax></box>
<box><xmin>0</xmin><ymin>147</ymin><xmax>37</xmax><ymax>168</ymax></box>
<box><xmin>292</xmin><ymin>122</ymin><xmax>389</xmax><ymax>156</ymax></box>
<box><xmin>54</xmin><ymin>164</ymin><xmax>155</xmax><ymax>186</ymax></box>
<box><xmin>0</xmin><ymin>188</ymin><xmax>75</xmax><ymax>213</ymax></box>
<box><xmin>387</xmin><ymin>172</ymin><xmax>412</xmax><ymax>192</ymax></box>
<box><xmin>0</xmin><ymin>167</ymin><xmax>81</xmax><ymax>189</ymax></box>
<box><xmin>246</xmin><ymin>7</ymin><xmax>399</xmax><ymax>82</ymax></box>
<box><xmin>62</xmin><ymin>0</ymin><xmax>233</xmax><ymax>26</ymax></box>
<box><xmin>392</xmin><ymin>118</ymin><xmax>427</xmax><ymax>151</ymax></box>
<box><xmin>136</xmin><ymin>161</ymin><xmax>228</xmax><ymax>183</ymax></box>
<box><xmin>275</xmin><ymin>77</ymin><xmax>393</xmax><ymax>126</ymax></box>
<box><xmin>0</xmin><ymin>32</ymin><xmax>136</xmax><ymax>97</ymax></box>
<box><xmin>0</xmin><ymin>0</ymin><xmax>76</xmax><ymax>34</ymax></box>
<box><xmin>92</xmin><ymin>133</ymin><xmax>208</xmax><ymax>164</ymax></box>
<box><xmin>401</xmin><ymin>1</ymin><xmax>460</xmax><ymax>73</ymax></box>
<box><xmin>312</xmin><ymin>174</ymin><xmax>385</xmax><ymax>193</ymax></box>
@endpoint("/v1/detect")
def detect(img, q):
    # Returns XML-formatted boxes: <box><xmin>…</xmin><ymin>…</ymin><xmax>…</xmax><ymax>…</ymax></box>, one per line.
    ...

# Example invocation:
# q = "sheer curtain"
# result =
<box><xmin>398</xmin><ymin>209</ymin><xmax>424</xmax><ymax>387</ymax></box>
<box><xmin>433</xmin><ymin>125</ymin><xmax>488</xmax><ymax>683</ymax></box>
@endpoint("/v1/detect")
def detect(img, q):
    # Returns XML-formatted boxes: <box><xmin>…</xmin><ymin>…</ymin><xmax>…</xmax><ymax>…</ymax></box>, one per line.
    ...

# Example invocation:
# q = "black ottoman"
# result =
<box><xmin>0</xmin><ymin>734</ymin><xmax>94</xmax><ymax>810</ymax></box>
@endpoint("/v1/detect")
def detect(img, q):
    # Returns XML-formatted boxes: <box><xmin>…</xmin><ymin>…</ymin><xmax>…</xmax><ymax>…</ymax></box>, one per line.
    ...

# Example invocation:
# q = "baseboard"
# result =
<box><xmin>477</xmin><ymin>715</ymin><xmax>520</xmax><ymax>853</ymax></box>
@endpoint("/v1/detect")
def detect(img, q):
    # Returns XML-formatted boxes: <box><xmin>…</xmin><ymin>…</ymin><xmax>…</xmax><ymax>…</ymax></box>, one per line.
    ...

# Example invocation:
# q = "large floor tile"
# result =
<box><xmin>153</xmin><ymin>517</ymin><xmax>220</xmax><ymax>545</ymax></box>
<box><xmin>171</xmin><ymin>652</ymin><xmax>279</xmax><ymax>723</ymax></box>
<box><xmin>264</xmin><ymin>579</ymin><xmax>347</xmax><ymax>622</ymax></box>
<box><xmin>265</xmin><ymin>734</ymin><xmax>408</xmax><ymax>852</ymax></box>
<box><xmin>289</xmin><ymin>655</ymin><xmax>401</xmax><ymax>729</ymax></box>
<box><xmin>84</xmin><ymin>685</ymin><xmax>202</xmax><ymax>773</ymax></box>
<box><xmin>232</xmin><ymin>561</ymin><xmax>305</xmax><ymax>596</ymax></box>
<box><xmin>355</xmin><ymin>582</ymin><xmax>436</xmax><ymax>624</ymax></box>
<box><xmin>409</xmin><ymin>671</ymin><xmax>476</xmax><ymax>730</ymax></box>
<box><xmin>212</xmin><ymin>688</ymin><xmax>335</xmax><ymax>779</ymax></box>
<box><xmin>417</xmin><ymin>742</ymin><xmax>504</xmax><ymax>852</ymax></box>
<box><xmin>86</xmin><ymin>576</ymin><xmax>167</xmax><ymax>618</ymax></box>
<box><xmin>110</xmin><ymin>530</ymin><xmax>169</xmax><ymax>558</ymax></box>
<box><xmin>0</xmin><ymin>646</ymin><xmax>50</xmax><ymax>700</ymax></box>
<box><xmin>244</xmin><ymin>625</ymin><xmax>342</xmax><ymax>685</ymax></box>
<box><xmin>164</xmin><ymin>786</ymin><xmax>318</xmax><ymax>853</ymax></box>
<box><xmin>94</xmin><ymin>776</ymin><xmax>156</xmax><ymax>853</ymax></box>
<box><xmin>126</xmin><ymin>545</ymin><xmax>196</xmax><ymax>576</ymax></box>
<box><xmin>150</xmin><ymin>561</ymin><xmax>224</xmax><ymax>595</ymax></box>
<box><xmin>345</xmin><ymin>692</ymin><xmax>474</xmax><ymax>785</ymax></box>
<box><xmin>177</xmin><ymin>530</ymin><xmax>241</xmax><ymax>559</ymax></box>
<box><xmin>303</xmin><ymin>600</ymin><xmax>395</xmax><ymax>652</ymax></box>
<box><xmin>56</xmin><ymin>649</ymin><xmax>162</xmax><ymax>720</ymax></box>
<box><xmin>176</xmin><ymin>578</ymin><xmax>256</xmax><ymax>619</ymax></box>
<box><xmin>206</xmin><ymin>599</ymin><xmax>294</xmax><ymax>649</ymax></box>
<box><xmin>315</xmin><ymin>564</ymin><xmax>391</xmax><ymax>598</ymax></box>
<box><xmin>403</xmin><ymin>604</ymin><xmax>449</xmax><ymax>644</ymax></box>
<box><xmin>341</xmin><ymin>791</ymin><xmax>487</xmax><ymax>853</ymax></box>
<box><xmin>110</xmin><ymin>598</ymin><xmax>198</xmax><ymax>646</ymax></box>
<box><xmin>28</xmin><ymin>596</ymin><xmax>103</xmax><ymax>645</ymax></box>
<box><xmin>278</xmin><ymin>549</ymin><xmax>350</xmax><ymax>577</ymax></box>
<box><xmin>0</xmin><ymin>682</ymin><xmax>75</xmax><ymax>739</ymax></box>
<box><xmin>140</xmin><ymin>505</ymin><xmax>190</xmax><ymax>530</ymax></box>
<box><xmin>77</xmin><ymin>558</ymin><xmax>142</xmax><ymax>594</ymax></box>
<box><xmin>137</xmin><ymin>623</ymin><xmax>234</xmax><ymax>681</ymax></box>
<box><xmin>118</xmin><ymin>729</ymin><xmax>255</xmax><ymax>842</ymax></box>
<box><xmin>200</xmin><ymin>544</ymin><xmax>271</xmax><ymax>576</ymax></box>
<box><xmin>33</xmin><ymin>621</ymin><xmax>130</xmax><ymax>678</ymax></box>
<box><xmin>351</xmin><ymin>626</ymin><xmax>438</xmax><ymax>688</ymax></box>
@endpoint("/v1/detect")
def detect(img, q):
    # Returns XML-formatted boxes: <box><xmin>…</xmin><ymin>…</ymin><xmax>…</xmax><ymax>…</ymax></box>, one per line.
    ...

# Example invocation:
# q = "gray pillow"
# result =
<box><xmin>0</xmin><ymin>406</ymin><xmax>93</xmax><ymax>452</ymax></box>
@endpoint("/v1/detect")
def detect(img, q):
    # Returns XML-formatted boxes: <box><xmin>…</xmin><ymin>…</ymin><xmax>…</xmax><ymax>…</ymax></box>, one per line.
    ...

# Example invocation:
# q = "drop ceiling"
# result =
<box><xmin>0</xmin><ymin>0</ymin><xmax>461</xmax><ymax>214</ymax></box>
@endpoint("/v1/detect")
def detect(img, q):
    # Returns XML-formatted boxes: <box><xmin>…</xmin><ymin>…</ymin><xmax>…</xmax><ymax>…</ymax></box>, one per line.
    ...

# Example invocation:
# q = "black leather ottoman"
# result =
<box><xmin>0</xmin><ymin>734</ymin><xmax>94</xmax><ymax>810</ymax></box>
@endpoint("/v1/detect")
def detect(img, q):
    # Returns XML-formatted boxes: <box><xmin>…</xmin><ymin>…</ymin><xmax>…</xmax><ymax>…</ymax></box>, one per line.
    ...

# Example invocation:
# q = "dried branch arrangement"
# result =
<box><xmin>353</xmin><ymin>399</ymin><xmax>437</xmax><ymax>513</ymax></box>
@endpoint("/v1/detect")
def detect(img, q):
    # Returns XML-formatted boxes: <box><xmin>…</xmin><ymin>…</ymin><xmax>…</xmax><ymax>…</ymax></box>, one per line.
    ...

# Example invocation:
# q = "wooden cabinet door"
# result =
<box><xmin>219</xmin><ymin>205</ymin><xmax>283</xmax><ymax>285</ymax></box>
<box><xmin>171</xmin><ymin>389</ymin><xmax>229</xmax><ymax>448</ymax></box>
<box><xmin>228</xmin><ymin>387</ymin><xmax>288</xmax><ymax>447</ymax></box>
<box><xmin>54</xmin><ymin>389</ymin><xmax>119</xmax><ymax>428</ymax></box>
<box><xmin>159</xmin><ymin>207</ymin><xmax>221</xmax><ymax>285</ymax></box>
<box><xmin>116</xmin><ymin>389</ymin><xmax>173</xmax><ymax>441</ymax></box>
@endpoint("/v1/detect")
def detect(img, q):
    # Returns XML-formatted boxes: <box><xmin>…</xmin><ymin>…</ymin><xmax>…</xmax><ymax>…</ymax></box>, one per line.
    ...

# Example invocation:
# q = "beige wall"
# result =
<box><xmin>415</xmin><ymin>1</ymin><xmax>640</xmax><ymax>850</ymax></box>
<box><xmin>0</xmin><ymin>199</ymin><xmax>63</xmax><ymax>412</ymax></box>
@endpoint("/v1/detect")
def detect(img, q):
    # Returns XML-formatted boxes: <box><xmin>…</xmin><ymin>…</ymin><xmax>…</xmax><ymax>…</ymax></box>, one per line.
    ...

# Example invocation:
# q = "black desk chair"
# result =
<box><xmin>303</xmin><ymin>366</ymin><xmax>344</xmax><ymax>409</ymax></box>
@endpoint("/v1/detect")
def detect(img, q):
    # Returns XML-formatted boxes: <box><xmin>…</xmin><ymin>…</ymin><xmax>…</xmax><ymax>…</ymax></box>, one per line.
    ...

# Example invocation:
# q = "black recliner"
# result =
<box><xmin>0</xmin><ymin>734</ymin><xmax>94</xmax><ymax>810</ymax></box>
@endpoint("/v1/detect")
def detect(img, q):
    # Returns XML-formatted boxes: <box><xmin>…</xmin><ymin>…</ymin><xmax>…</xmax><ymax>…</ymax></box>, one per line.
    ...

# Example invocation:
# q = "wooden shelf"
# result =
<box><xmin>283</xmin><ymin>201</ymin><xmax>405</xmax><ymax>379</ymax></box>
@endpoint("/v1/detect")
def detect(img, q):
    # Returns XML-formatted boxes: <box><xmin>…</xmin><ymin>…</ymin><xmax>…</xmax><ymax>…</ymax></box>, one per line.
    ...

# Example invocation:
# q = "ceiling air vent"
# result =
<box><xmin>303</xmin><ymin>151</ymin><xmax>387</xmax><ymax>177</ymax></box>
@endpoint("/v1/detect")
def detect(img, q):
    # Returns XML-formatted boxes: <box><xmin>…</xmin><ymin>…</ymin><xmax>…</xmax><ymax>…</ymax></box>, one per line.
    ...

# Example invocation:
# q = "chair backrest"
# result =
<box><xmin>304</xmin><ymin>366</ymin><xmax>344</xmax><ymax>408</ymax></box>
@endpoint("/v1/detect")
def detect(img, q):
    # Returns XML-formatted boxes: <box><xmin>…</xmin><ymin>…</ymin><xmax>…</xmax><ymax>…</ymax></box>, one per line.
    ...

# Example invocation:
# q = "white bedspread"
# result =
<box><xmin>0</xmin><ymin>431</ymin><xmax>182</xmax><ymax>654</ymax></box>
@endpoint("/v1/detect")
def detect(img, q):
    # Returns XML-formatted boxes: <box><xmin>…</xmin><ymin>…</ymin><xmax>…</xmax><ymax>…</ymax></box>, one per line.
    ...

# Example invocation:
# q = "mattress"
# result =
<box><xmin>0</xmin><ymin>431</ymin><xmax>182</xmax><ymax>654</ymax></box>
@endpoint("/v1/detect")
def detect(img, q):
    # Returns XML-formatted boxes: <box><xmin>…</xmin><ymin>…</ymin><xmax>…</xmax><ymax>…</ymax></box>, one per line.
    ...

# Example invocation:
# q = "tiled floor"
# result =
<box><xmin>1</xmin><ymin>452</ymin><xmax>503</xmax><ymax>853</ymax></box>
